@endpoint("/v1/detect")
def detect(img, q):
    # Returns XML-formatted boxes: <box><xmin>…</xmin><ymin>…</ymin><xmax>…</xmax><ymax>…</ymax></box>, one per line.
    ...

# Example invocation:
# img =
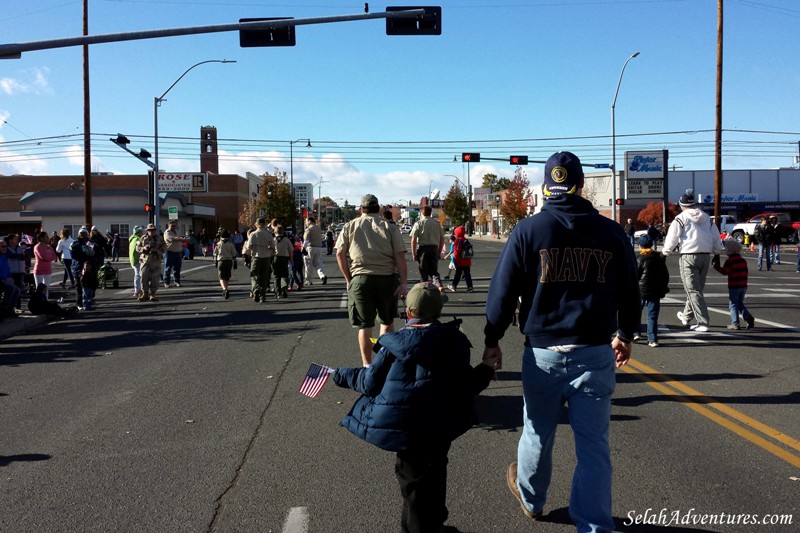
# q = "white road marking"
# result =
<box><xmin>282</xmin><ymin>506</ymin><xmax>309</xmax><ymax>533</ymax></box>
<box><xmin>661</xmin><ymin>296</ymin><xmax>800</xmax><ymax>333</ymax></box>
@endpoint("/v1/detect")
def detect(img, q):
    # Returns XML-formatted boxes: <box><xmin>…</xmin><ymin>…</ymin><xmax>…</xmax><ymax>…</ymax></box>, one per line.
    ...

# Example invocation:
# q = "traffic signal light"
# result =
<box><xmin>615</xmin><ymin>198</ymin><xmax>625</xmax><ymax>206</ymax></box>
<box><xmin>461</xmin><ymin>152</ymin><xmax>480</xmax><ymax>163</ymax></box>
<box><xmin>239</xmin><ymin>18</ymin><xmax>296</xmax><ymax>47</ymax></box>
<box><xmin>386</xmin><ymin>6</ymin><xmax>442</xmax><ymax>35</ymax></box>
<box><xmin>510</xmin><ymin>155</ymin><xmax>528</xmax><ymax>165</ymax></box>
<box><xmin>144</xmin><ymin>203</ymin><xmax>152</xmax><ymax>212</ymax></box>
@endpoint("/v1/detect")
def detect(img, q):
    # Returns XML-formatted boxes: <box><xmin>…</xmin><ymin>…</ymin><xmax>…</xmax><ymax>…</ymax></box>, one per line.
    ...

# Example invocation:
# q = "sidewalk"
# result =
<box><xmin>0</xmin><ymin>312</ymin><xmax>51</xmax><ymax>341</ymax></box>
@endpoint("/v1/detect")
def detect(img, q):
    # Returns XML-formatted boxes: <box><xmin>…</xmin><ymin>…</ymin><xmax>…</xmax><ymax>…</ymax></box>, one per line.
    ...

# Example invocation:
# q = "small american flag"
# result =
<box><xmin>299</xmin><ymin>363</ymin><xmax>332</xmax><ymax>398</ymax></box>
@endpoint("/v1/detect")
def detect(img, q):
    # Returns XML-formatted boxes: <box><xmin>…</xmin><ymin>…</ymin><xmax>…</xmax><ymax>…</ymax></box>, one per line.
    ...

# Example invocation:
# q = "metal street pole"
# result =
<box><xmin>290</xmin><ymin>138</ymin><xmax>311</xmax><ymax>229</ymax></box>
<box><xmin>611</xmin><ymin>51</ymin><xmax>640</xmax><ymax>223</ymax></box>
<box><xmin>153</xmin><ymin>59</ymin><xmax>235</xmax><ymax>230</ymax></box>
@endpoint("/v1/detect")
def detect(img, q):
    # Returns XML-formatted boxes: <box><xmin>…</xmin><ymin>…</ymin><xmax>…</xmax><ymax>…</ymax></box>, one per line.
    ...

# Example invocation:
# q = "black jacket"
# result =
<box><xmin>637</xmin><ymin>251</ymin><xmax>670</xmax><ymax>300</ymax></box>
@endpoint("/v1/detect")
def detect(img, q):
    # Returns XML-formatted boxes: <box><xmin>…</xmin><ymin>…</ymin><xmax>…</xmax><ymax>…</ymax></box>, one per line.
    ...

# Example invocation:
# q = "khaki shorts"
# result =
<box><xmin>348</xmin><ymin>274</ymin><xmax>399</xmax><ymax>328</ymax></box>
<box><xmin>217</xmin><ymin>259</ymin><xmax>233</xmax><ymax>281</ymax></box>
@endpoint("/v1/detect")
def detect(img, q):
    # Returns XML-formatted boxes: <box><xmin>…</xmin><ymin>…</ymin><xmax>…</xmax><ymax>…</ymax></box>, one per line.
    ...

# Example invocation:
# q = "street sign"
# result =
<box><xmin>168</xmin><ymin>206</ymin><xmax>179</xmax><ymax>220</ymax></box>
<box><xmin>157</xmin><ymin>172</ymin><xmax>208</xmax><ymax>192</ymax></box>
<box><xmin>594</xmin><ymin>163</ymin><xmax>611</xmax><ymax>169</ymax></box>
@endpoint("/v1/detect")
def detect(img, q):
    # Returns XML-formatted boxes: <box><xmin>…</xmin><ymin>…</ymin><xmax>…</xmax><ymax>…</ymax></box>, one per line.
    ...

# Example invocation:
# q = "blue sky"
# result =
<box><xmin>1</xmin><ymin>0</ymin><xmax>799</xmax><ymax>206</ymax></box>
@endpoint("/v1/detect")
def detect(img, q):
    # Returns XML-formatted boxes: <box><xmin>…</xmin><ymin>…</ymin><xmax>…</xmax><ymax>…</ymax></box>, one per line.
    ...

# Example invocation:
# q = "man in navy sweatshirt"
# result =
<box><xmin>483</xmin><ymin>151</ymin><xmax>640</xmax><ymax>533</ymax></box>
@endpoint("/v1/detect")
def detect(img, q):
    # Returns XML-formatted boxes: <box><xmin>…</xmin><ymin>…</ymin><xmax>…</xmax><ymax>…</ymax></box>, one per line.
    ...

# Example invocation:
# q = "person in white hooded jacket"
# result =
<box><xmin>663</xmin><ymin>189</ymin><xmax>722</xmax><ymax>332</ymax></box>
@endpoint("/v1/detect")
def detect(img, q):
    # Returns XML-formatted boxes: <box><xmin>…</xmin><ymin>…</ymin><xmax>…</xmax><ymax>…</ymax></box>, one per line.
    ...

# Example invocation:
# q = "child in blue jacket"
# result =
<box><xmin>333</xmin><ymin>282</ymin><xmax>497</xmax><ymax>533</ymax></box>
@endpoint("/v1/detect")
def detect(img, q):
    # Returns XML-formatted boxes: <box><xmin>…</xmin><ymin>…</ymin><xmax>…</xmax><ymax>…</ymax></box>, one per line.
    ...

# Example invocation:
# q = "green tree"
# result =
<box><xmin>239</xmin><ymin>171</ymin><xmax>296</xmax><ymax>229</ymax></box>
<box><xmin>443</xmin><ymin>182</ymin><xmax>469</xmax><ymax>227</ymax></box>
<box><xmin>481</xmin><ymin>172</ymin><xmax>511</xmax><ymax>192</ymax></box>
<box><xmin>500</xmin><ymin>168</ymin><xmax>531</xmax><ymax>227</ymax></box>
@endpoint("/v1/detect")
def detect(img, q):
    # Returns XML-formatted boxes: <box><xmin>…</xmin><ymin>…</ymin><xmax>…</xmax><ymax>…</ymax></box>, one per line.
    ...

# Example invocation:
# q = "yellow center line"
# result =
<box><xmin>620</xmin><ymin>361</ymin><xmax>800</xmax><ymax>469</ymax></box>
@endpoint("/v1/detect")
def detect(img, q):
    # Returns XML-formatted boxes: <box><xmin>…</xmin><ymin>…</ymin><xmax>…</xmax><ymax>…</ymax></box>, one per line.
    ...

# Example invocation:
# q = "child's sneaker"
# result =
<box><xmin>648</xmin><ymin>341</ymin><xmax>658</xmax><ymax>347</ymax></box>
<box><xmin>727</xmin><ymin>323</ymin><xmax>740</xmax><ymax>330</ymax></box>
<box><xmin>676</xmin><ymin>311</ymin><xmax>690</xmax><ymax>326</ymax></box>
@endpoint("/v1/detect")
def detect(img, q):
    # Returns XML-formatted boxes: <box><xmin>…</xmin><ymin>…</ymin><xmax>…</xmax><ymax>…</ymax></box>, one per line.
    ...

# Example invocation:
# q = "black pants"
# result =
<box><xmin>395</xmin><ymin>442</ymin><xmax>451</xmax><ymax>533</ymax></box>
<box><xmin>416</xmin><ymin>245</ymin><xmax>441</xmax><ymax>285</ymax></box>
<box><xmin>452</xmin><ymin>266</ymin><xmax>472</xmax><ymax>290</ymax></box>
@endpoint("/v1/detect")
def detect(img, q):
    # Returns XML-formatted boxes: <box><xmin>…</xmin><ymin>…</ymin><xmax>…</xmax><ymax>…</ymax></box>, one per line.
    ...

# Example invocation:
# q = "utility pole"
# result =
<box><xmin>82</xmin><ymin>0</ymin><xmax>92</xmax><ymax>226</ymax></box>
<box><xmin>714</xmin><ymin>0</ymin><xmax>723</xmax><ymax>228</ymax></box>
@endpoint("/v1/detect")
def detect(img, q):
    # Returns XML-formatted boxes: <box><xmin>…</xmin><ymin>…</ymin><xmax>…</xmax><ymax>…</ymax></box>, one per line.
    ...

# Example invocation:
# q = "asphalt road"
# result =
<box><xmin>1</xmin><ymin>238</ymin><xmax>798</xmax><ymax>533</ymax></box>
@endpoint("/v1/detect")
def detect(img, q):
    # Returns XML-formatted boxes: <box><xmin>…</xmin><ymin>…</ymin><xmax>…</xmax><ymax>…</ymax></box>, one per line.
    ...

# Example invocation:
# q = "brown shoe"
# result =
<box><xmin>506</xmin><ymin>462</ymin><xmax>542</xmax><ymax>520</ymax></box>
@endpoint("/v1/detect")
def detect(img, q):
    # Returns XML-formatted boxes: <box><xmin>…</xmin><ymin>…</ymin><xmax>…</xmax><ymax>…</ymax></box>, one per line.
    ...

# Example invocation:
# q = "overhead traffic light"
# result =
<box><xmin>615</xmin><ymin>198</ymin><xmax>625</xmax><ymax>206</ymax></box>
<box><xmin>144</xmin><ymin>203</ymin><xmax>153</xmax><ymax>212</ymax></box>
<box><xmin>386</xmin><ymin>6</ymin><xmax>442</xmax><ymax>35</ymax></box>
<box><xmin>510</xmin><ymin>155</ymin><xmax>528</xmax><ymax>165</ymax></box>
<box><xmin>461</xmin><ymin>152</ymin><xmax>480</xmax><ymax>163</ymax></box>
<box><xmin>239</xmin><ymin>18</ymin><xmax>296</xmax><ymax>47</ymax></box>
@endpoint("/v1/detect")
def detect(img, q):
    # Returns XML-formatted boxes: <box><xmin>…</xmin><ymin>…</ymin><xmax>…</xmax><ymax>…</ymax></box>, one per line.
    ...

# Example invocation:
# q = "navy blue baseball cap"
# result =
<box><xmin>542</xmin><ymin>151</ymin><xmax>585</xmax><ymax>197</ymax></box>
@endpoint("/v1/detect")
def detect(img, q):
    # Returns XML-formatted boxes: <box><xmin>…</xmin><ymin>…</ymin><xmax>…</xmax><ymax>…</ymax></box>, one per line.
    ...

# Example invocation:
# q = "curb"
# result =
<box><xmin>0</xmin><ymin>314</ymin><xmax>51</xmax><ymax>341</ymax></box>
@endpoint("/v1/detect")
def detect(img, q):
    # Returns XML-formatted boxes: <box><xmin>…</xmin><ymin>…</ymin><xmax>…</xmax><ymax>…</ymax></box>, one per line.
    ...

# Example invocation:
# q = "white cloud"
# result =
<box><xmin>65</xmin><ymin>144</ymin><xmax>106</xmax><ymax>173</ymax></box>
<box><xmin>0</xmin><ymin>68</ymin><xmax>51</xmax><ymax>96</ymax></box>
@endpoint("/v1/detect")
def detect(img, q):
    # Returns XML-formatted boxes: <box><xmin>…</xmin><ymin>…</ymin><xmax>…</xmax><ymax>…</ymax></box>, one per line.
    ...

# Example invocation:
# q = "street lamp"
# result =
<box><xmin>314</xmin><ymin>176</ymin><xmax>328</xmax><ymax>222</ymax></box>
<box><xmin>611</xmin><ymin>51</ymin><xmax>640</xmax><ymax>222</ymax></box>
<box><xmin>153</xmin><ymin>59</ymin><xmax>236</xmax><ymax>230</ymax></box>
<box><xmin>290</xmin><ymin>138</ymin><xmax>312</xmax><ymax>225</ymax></box>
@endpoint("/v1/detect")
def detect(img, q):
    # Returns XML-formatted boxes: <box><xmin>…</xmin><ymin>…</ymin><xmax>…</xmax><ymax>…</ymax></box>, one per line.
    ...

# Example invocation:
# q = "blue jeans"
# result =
<box><xmin>728</xmin><ymin>287</ymin><xmax>752</xmax><ymax>326</ymax></box>
<box><xmin>757</xmin><ymin>244</ymin><xmax>772</xmax><ymax>271</ymax></box>
<box><xmin>770</xmin><ymin>245</ymin><xmax>780</xmax><ymax>264</ymax></box>
<box><xmin>82</xmin><ymin>287</ymin><xmax>95</xmax><ymax>310</ymax></box>
<box><xmin>640</xmin><ymin>298</ymin><xmax>661</xmax><ymax>343</ymax></box>
<box><xmin>517</xmin><ymin>345</ymin><xmax>616</xmax><ymax>533</ymax></box>
<box><xmin>163</xmin><ymin>251</ymin><xmax>182</xmax><ymax>284</ymax></box>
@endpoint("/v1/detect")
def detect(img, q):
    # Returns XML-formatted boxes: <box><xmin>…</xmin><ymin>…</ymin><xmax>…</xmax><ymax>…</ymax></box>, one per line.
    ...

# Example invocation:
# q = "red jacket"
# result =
<box><xmin>453</xmin><ymin>227</ymin><xmax>472</xmax><ymax>268</ymax></box>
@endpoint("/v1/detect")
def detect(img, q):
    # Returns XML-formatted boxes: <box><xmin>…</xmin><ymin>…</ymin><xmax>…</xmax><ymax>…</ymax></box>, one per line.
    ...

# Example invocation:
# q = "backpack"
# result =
<box><xmin>459</xmin><ymin>239</ymin><xmax>474</xmax><ymax>259</ymax></box>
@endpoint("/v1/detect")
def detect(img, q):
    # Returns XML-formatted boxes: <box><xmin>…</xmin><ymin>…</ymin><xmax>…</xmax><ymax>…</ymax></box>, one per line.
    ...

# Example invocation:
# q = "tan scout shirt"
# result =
<box><xmin>336</xmin><ymin>213</ymin><xmax>406</xmax><ymax>276</ymax></box>
<box><xmin>410</xmin><ymin>216</ymin><xmax>444</xmax><ymax>247</ymax></box>
<box><xmin>247</xmin><ymin>227</ymin><xmax>276</xmax><ymax>258</ymax></box>
<box><xmin>275</xmin><ymin>235</ymin><xmax>293</xmax><ymax>258</ymax></box>
<box><xmin>304</xmin><ymin>223</ymin><xmax>323</xmax><ymax>247</ymax></box>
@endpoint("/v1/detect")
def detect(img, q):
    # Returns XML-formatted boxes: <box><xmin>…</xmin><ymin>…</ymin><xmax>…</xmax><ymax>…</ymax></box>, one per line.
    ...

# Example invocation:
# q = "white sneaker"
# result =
<box><xmin>648</xmin><ymin>342</ymin><xmax>659</xmax><ymax>347</ymax></box>
<box><xmin>633</xmin><ymin>334</ymin><xmax>642</xmax><ymax>341</ymax></box>
<box><xmin>690</xmin><ymin>324</ymin><xmax>709</xmax><ymax>332</ymax></box>
<box><xmin>676</xmin><ymin>311</ymin><xmax>690</xmax><ymax>326</ymax></box>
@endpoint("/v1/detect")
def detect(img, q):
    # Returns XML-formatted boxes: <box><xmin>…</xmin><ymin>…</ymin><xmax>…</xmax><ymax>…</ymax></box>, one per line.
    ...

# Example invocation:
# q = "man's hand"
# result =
<box><xmin>612</xmin><ymin>336</ymin><xmax>632</xmax><ymax>368</ymax></box>
<box><xmin>482</xmin><ymin>346</ymin><xmax>503</xmax><ymax>371</ymax></box>
<box><xmin>395</xmin><ymin>282</ymin><xmax>408</xmax><ymax>299</ymax></box>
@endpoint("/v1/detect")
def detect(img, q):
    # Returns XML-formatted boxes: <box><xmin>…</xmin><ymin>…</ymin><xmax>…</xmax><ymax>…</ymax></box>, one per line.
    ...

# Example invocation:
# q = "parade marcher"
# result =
<box><xmin>713</xmin><ymin>239</ymin><xmax>755</xmax><ymax>330</ymax></box>
<box><xmin>214</xmin><ymin>230</ymin><xmax>237</xmax><ymax>299</ymax></box>
<box><xmin>110</xmin><ymin>232</ymin><xmax>121</xmax><ymax>262</ymax></box>
<box><xmin>332</xmin><ymin>282</ymin><xmax>497</xmax><ymax>533</ymax></box>
<box><xmin>483</xmin><ymin>151</ymin><xmax>640</xmax><ymax>532</ymax></box>
<box><xmin>754</xmin><ymin>217</ymin><xmax>774</xmax><ymax>272</ymax></box>
<box><xmin>623</xmin><ymin>218</ymin><xmax>636</xmax><ymax>247</ymax></box>
<box><xmin>289</xmin><ymin>234</ymin><xmax>305</xmax><ymax>291</ymax></box>
<box><xmin>336</xmin><ymin>194</ymin><xmax>408</xmax><ymax>366</ymax></box>
<box><xmin>448</xmin><ymin>226</ymin><xmax>474</xmax><ymax>293</ymax></box>
<box><xmin>129</xmin><ymin>226</ymin><xmax>144</xmax><ymax>299</ymax></box>
<box><xmin>163</xmin><ymin>220</ymin><xmax>183</xmax><ymax>288</ymax></box>
<box><xmin>247</xmin><ymin>217</ymin><xmax>276</xmax><ymax>303</ymax></box>
<box><xmin>137</xmin><ymin>224</ymin><xmax>166</xmax><ymax>302</ymax></box>
<box><xmin>33</xmin><ymin>231</ymin><xmax>57</xmax><ymax>298</ymax></box>
<box><xmin>273</xmin><ymin>225</ymin><xmax>293</xmax><ymax>299</ymax></box>
<box><xmin>56</xmin><ymin>229</ymin><xmax>75</xmax><ymax>289</ymax></box>
<box><xmin>303</xmin><ymin>216</ymin><xmax>328</xmax><ymax>285</ymax></box>
<box><xmin>636</xmin><ymin>234</ymin><xmax>670</xmax><ymax>347</ymax></box>
<box><xmin>410</xmin><ymin>205</ymin><xmax>445</xmax><ymax>289</ymax></box>
<box><xmin>663</xmin><ymin>189</ymin><xmax>722</xmax><ymax>332</ymax></box>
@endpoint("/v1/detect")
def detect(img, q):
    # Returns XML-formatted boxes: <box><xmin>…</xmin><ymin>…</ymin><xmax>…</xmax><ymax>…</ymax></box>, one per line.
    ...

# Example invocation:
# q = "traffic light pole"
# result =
<box><xmin>0</xmin><ymin>9</ymin><xmax>426</xmax><ymax>58</ymax></box>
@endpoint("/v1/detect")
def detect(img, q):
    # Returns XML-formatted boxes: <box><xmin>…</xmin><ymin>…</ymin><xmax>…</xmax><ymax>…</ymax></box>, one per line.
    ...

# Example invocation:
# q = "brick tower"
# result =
<box><xmin>200</xmin><ymin>125</ymin><xmax>219</xmax><ymax>174</ymax></box>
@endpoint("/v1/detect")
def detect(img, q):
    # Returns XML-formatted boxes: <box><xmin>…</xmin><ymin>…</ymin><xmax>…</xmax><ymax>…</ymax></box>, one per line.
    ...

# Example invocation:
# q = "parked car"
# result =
<box><xmin>400</xmin><ymin>224</ymin><xmax>412</xmax><ymax>235</ymax></box>
<box><xmin>729</xmin><ymin>212</ymin><xmax>799</xmax><ymax>244</ymax></box>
